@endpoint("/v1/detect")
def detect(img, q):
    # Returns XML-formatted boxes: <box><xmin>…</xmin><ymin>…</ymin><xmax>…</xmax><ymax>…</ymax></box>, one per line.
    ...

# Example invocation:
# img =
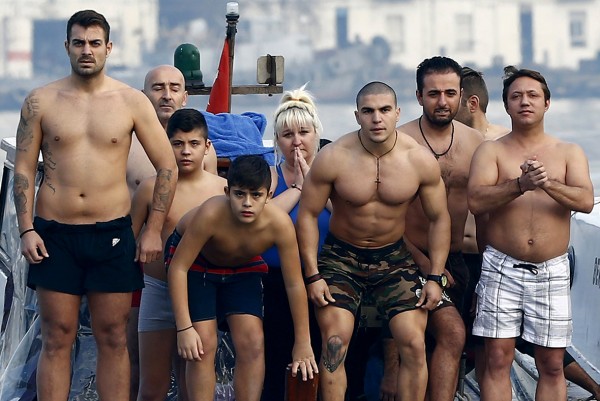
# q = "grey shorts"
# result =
<box><xmin>473</xmin><ymin>246</ymin><xmax>572</xmax><ymax>348</ymax></box>
<box><xmin>138</xmin><ymin>274</ymin><xmax>176</xmax><ymax>332</ymax></box>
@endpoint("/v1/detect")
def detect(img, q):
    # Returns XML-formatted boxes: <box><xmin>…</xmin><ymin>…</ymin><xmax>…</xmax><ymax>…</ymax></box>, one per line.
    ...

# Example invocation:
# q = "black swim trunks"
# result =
<box><xmin>28</xmin><ymin>215</ymin><xmax>143</xmax><ymax>295</ymax></box>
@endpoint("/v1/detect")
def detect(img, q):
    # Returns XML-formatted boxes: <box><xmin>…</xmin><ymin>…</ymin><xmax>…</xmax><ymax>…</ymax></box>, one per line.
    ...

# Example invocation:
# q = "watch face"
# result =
<box><xmin>440</xmin><ymin>275</ymin><xmax>448</xmax><ymax>288</ymax></box>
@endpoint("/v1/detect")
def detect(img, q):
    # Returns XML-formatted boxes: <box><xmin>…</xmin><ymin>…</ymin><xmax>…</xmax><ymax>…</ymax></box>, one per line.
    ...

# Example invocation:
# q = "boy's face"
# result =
<box><xmin>169</xmin><ymin>129</ymin><xmax>210</xmax><ymax>174</ymax></box>
<box><xmin>225</xmin><ymin>185</ymin><xmax>271</xmax><ymax>224</ymax></box>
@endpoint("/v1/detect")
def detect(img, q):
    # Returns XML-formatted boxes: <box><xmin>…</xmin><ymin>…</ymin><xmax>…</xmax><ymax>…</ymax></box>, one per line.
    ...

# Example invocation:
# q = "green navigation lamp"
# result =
<box><xmin>174</xmin><ymin>43</ymin><xmax>204</xmax><ymax>89</ymax></box>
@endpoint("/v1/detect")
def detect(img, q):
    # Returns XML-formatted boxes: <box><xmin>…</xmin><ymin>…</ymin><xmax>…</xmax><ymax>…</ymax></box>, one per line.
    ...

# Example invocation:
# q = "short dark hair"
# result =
<box><xmin>356</xmin><ymin>81</ymin><xmax>397</xmax><ymax>108</ymax></box>
<box><xmin>502</xmin><ymin>66</ymin><xmax>551</xmax><ymax>107</ymax></box>
<box><xmin>461</xmin><ymin>67</ymin><xmax>489</xmax><ymax>113</ymax></box>
<box><xmin>227</xmin><ymin>155</ymin><xmax>271</xmax><ymax>192</ymax></box>
<box><xmin>166</xmin><ymin>109</ymin><xmax>208</xmax><ymax>139</ymax></box>
<box><xmin>416</xmin><ymin>56</ymin><xmax>462</xmax><ymax>94</ymax></box>
<box><xmin>67</xmin><ymin>10</ymin><xmax>110</xmax><ymax>43</ymax></box>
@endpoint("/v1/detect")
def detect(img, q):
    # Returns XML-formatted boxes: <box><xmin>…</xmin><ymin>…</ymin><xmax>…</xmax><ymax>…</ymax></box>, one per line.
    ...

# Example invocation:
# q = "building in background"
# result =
<box><xmin>0</xmin><ymin>0</ymin><xmax>158</xmax><ymax>78</ymax></box>
<box><xmin>1</xmin><ymin>0</ymin><xmax>600</xmax><ymax>101</ymax></box>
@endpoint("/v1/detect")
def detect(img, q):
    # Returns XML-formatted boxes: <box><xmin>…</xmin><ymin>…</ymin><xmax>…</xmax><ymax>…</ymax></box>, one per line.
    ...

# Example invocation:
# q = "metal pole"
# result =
<box><xmin>226</xmin><ymin>3</ymin><xmax>239</xmax><ymax>113</ymax></box>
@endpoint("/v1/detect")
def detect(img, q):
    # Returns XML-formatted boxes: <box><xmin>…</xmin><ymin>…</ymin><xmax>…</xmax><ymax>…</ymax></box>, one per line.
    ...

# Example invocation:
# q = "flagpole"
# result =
<box><xmin>226</xmin><ymin>3</ymin><xmax>239</xmax><ymax>113</ymax></box>
<box><xmin>184</xmin><ymin>2</ymin><xmax>282</xmax><ymax>99</ymax></box>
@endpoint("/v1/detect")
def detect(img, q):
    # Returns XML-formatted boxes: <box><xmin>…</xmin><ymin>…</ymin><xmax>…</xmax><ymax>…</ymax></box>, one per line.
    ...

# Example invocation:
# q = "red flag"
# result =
<box><xmin>206</xmin><ymin>38</ymin><xmax>230</xmax><ymax>113</ymax></box>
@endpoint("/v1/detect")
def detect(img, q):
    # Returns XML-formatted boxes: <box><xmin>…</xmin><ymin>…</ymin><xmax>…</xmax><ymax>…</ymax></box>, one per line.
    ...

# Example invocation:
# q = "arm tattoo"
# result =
<box><xmin>152</xmin><ymin>169</ymin><xmax>174</xmax><ymax>213</ymax></box>
<box><xmin>40</xmin><ymin>142</ymin><xmax>57</xmax><ymax>194</ymax></box>
<box><xmin>322</xmin><ymin>335</ymin><xmax>347</xmax><ymax>373</ymax></box>
<box><xmin>13</xmin><ymin>173</ymin><xmax>29</xmax><ymax>215</ymax></box>
<box><xmin>16</xmin><ymin>93</ymin><xmax>39</xmax><ymax>152</ymax></box>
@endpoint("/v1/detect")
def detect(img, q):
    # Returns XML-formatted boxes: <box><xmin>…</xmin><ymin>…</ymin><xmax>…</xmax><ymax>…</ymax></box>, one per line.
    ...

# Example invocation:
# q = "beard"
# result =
<box><xmin>424</xmin><ymin>108</ymin><xmax>457</xmax><ymax>127</ymax></box>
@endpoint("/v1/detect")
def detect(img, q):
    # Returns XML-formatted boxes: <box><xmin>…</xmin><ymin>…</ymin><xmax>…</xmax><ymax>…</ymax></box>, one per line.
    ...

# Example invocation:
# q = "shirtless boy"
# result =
<box><xmin>167</xmin><ymin>155</ymin><xmax>317</xmax><ymax>401</ymax></box>
<box><xmin>296</xmin><ymin>81</ymin><xmax>451</xmax><ymax>401</ymax></box>
<box><xmin>131</xmin><ymin>108</ymin><xmax>225</xmax><ymax>401</ymax></box>
<box><xmin>126</xmin><ymin>65</ymin><xmax>217</xmax><ymax>400</ymax></box>
<box><xmin>468</xmin><ymin>66</ymin><xmax>594</xmax><ymax>401</ymax></box>
<box><xmin>13</xmin><ymin>10</ymin><xmax>177</xmax><ymax>401</ymax></box>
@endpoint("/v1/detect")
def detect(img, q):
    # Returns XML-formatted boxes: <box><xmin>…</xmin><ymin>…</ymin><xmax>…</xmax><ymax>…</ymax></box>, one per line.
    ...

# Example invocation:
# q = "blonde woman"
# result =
<box><xmin>261</xmin><ymin>86</ymin><xmax>330</xmax><ymax>401</ymax></box>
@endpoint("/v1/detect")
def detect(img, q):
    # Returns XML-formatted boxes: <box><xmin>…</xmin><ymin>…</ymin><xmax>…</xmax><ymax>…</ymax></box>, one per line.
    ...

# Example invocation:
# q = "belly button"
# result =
<box><xmin>54</xmin><ymin>136</ymin><xmax>60</xmax><ymax>141</ymax></box>
<box><xmin>111</xmin><ymin>138</ymin><xmax>117</xmax><ymax>143</ymax></box>
<box><xmin>79</xmin><ymin>193</ymin><xmax>86</xmax><ymax>198</ymax></box>
<box><xmin>135</xmin><ymin>179</ymin><xmax>141</xmax><ymax>185</ymax></box>
<box><xmin>528</xmin><ymin>239</ymin><xmax>534</xmax><ymax>245</ymax></box>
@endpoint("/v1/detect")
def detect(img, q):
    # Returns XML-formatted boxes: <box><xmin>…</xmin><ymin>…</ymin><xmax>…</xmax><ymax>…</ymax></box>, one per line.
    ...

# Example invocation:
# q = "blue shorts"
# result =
<box><xmin>188</xmin><ymin>271</ymin><xmax>264</xmax><ymax>328</ymax></box>
<box><xmin>28</xmin><ymin>215</ymin><xmax>143</xmax><ymax>295</ymax></box>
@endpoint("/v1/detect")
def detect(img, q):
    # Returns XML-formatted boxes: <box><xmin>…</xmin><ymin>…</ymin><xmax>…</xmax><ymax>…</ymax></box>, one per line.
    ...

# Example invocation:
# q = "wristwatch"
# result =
<box><xmin>426</xmin><ymin>274</ymin><xmax>448</xmax><ymax>289</ymax></box>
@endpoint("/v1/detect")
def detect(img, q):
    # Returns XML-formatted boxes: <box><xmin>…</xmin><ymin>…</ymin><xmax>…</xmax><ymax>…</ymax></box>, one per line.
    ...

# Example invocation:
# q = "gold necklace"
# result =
<box><xmin>357</xmin><ymin>129</ymin><xmax>398</xmax><ymax>185</ymax></box>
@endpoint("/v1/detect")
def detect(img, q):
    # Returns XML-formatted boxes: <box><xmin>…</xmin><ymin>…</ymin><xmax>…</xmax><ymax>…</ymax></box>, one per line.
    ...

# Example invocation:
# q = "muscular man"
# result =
<box><xmin>13</xmin><ymin>10</ymin><xmax>177</xmax><ymax>401</ymax></box>
<box><xmin>381</xmin><ymin>56</ymin><xmax>483</xmax><ymax>401</ymax></box>
<box><xmin>296</xmin><ymin>81</ymin><xmax>451</xmax><ymax>401</ymax></box>
<box><xmin>468</xmin><ymin>66</ymin><xmax>593</xmax><ymax>401</ymax></box>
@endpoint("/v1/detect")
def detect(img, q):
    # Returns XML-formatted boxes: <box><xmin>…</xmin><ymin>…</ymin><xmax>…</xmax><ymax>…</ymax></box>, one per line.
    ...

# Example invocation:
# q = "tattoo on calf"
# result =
<box><xmin>152</xmin><ymin>169</ymin><xmax>174</xmax><ymax>212</ymax></box>
<box><xmin>13</xmin><ymin>174</ymin><xmax>29</xmax><ymax>215</ymax></box>
<box><xmin>322</xmin><ymin>335</ymin><xmax>347</xmax><ymax>373</ymax></box>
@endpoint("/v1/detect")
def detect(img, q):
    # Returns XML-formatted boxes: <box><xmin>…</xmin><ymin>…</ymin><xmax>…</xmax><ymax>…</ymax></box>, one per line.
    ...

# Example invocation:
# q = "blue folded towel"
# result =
<box><xmin>201</xmin><ymin>111</ymin><xmax>275</xmax><ymax>165</ymax></box>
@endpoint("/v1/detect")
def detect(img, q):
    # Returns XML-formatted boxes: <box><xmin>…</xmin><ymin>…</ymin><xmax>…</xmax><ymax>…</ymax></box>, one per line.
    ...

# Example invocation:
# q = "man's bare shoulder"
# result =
<box><xmin>396</xmin><ymin>128</ymin><xmax>424</xmax><ymax>150</ymax></box>
<box><xmin>24</xmin><ymin>77</ymin><xmax>70</xmax><ymax>104</ymax></box>
<box><xmin>311</xmin><ymin>132</ymin><xmax>355</xmax><ymax>171</ymax></box>
<box><xmin>103</xmin><ymin>77</ymin><xmax>148</xmax><ymax>104</ymax></box>
<box><xmin>472</xmin><ymin>136</ymin><xmax>504</xmax><ymax>159</ymax></box>
<box><xmin>548</xmin><ymin>135</ymin><xmax>588</xmax><ymax>156</ymax></box>
<box><xmin>454</xmin><ymin>120</ymin><xmax>484</xmax><ymax>142</ymax></box>
<box><xmin>397</xmin><ymin>118</ymin><xmax>420</xmax><ymax>138</ymax></box>
<box><xmin>403</xmin><ymin>137</ymin><xmax>442</xmax><ymax>181</ymax></box>
<box><xmin>486</xmin><ymin>124</ymin><xmax>510</xmax><ymax>140</ymax></box>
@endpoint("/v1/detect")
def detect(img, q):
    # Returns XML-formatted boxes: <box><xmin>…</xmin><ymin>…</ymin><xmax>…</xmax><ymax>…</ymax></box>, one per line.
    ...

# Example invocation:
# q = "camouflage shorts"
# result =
<box><xmin>318</xmin><ymin>233</ymin><xmax>422</xmax><ymax>321</ymax></box>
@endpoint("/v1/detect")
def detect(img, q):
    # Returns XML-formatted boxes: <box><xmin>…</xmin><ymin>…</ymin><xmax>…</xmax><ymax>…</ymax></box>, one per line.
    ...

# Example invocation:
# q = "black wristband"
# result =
<box><xmin>516</xmin><ymin>177</ymin><xmax>524</xmax><ymax>195</ymax></box>
<box><xmin>176</xmin><ymin>325</ymin><xmax>193</xmax><ymax>333</ymax></box>
<box><xmin>304</xmin><ymin>273</ymin><xmax>323</xmax><ymax>285</ymax></box>
<box><xmin>291</xmin><ymin>183</ymin><xmax>302</xmax><ymax>191</ymax></box>
<box><xmin>19</xmin><ymin>228</ymin><xmax>35</xmax><ymax>238</ymax></box>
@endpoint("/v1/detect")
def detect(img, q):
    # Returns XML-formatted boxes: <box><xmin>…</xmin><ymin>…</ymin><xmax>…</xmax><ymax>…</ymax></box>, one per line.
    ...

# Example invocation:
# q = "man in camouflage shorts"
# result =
<box><xmin>297</xmin><ymin>81</ymin><xmax>451</xmax><ymax>401</ymax></box>
<box><xmin>318</xmin><ymin>234</ymin><xmax>423</xmax><ymax>322</ymax></box>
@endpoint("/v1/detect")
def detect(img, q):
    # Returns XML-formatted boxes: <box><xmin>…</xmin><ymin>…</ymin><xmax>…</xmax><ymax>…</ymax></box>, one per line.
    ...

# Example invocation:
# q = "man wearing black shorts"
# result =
<box><xmin>13</xmin><ymin>10</ymin><xmax>177</xmax><ymax>400</ymax></box>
